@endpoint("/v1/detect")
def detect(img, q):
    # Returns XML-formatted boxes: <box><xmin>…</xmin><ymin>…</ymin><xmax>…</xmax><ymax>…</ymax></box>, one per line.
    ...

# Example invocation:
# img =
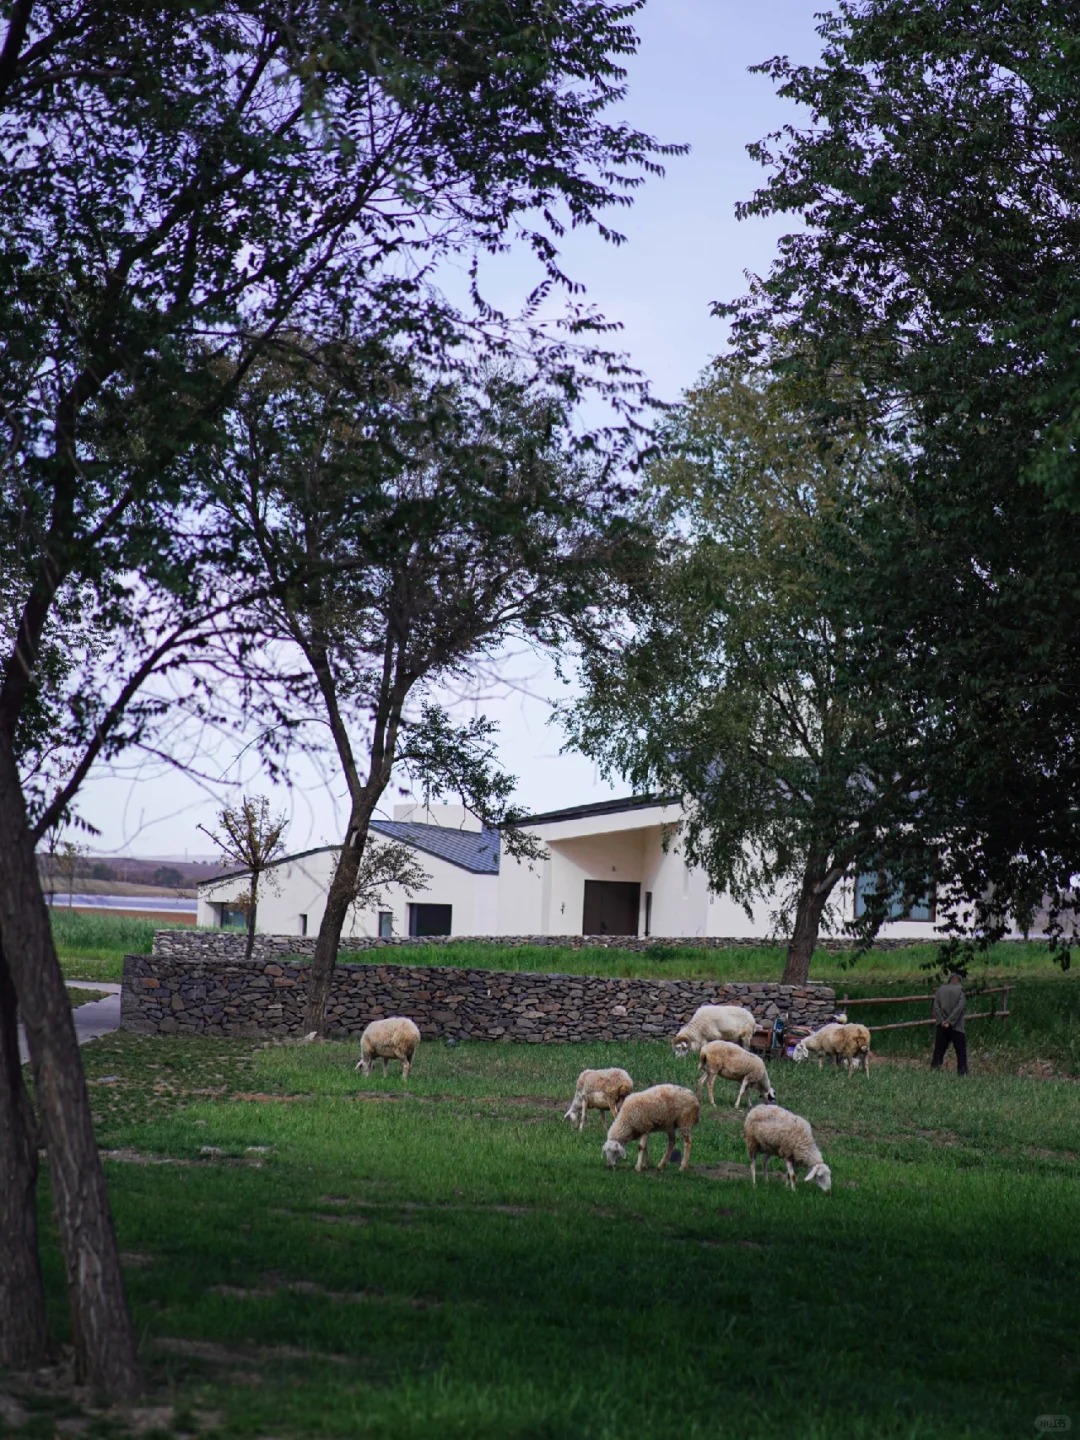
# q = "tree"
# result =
<box><xmin>343</xmin><ymin>839</ymin><xmax>431</xmax><ymax>926</ymax></box>
<box><xmin>0</xmin><ymin>0</ymin><xmax>677</xmax><ymax>1390</ymax></box>
<box><xmin>718</xmin><ymin>0</ymin><xmax>1080</xmax><ymax>953</ymax></box>
<box><xmin>199</xmin><ymin>797</ymin><xmax>288</xmax><ymax>962</ymax></box>
<box><xmin>564</xmin><ymin>357</ymin><xmax>928</xmax><ymax>983</ymax></box>
<box><xmin>213</xmin><ymin>352</ymin><xmax>637</xmax><ymax>1030</ymax></box>
<box><xmin>56</xmin><ymin>839</ymin><xmax>85</xmax><ymax>908</ymax></box>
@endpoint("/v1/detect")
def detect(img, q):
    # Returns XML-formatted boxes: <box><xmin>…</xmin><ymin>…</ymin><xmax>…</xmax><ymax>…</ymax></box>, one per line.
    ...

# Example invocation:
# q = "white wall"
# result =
<box><xmin>198</xmin><ymin>846</ymin><xmax>496</xmax><ymax>939</ymax></box>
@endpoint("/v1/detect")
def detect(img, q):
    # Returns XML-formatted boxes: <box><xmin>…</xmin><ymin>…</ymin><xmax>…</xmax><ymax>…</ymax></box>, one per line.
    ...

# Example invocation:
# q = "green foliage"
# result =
<box><xmin>721</xmin><ymin>0</ymin><xmax>1080</xmax><ymax>947</ymax></box>
<box><xmin>2</xmin><ymin>0</ymin><xmax>679</xmax><ymax>839</ymax></box>
<box><xmin>24</xmin><ymin>1029</ymin><xmax>1077</xmax><ymax>1435</ymax></box>
<box><xmin>565</xmin><ymin>356</ymin><xmax>926</xmax><ymax>977</ymax></box>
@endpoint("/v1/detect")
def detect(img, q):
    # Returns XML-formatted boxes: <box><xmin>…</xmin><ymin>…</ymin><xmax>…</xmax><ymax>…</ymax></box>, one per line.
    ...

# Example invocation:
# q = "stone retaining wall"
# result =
<box><xmin>149</xmin><ymin>929</ymin><xmax>921</xmax><ymax>963</ymax></box>
<box><xmin>122</xmin><ymin>941</ymin><xmax>837</xmax><ymax>1043</ymax></box>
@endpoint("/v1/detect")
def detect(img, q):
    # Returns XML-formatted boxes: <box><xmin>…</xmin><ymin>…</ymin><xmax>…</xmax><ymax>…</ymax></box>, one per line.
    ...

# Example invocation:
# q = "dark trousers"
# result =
<box><xmin>931</xmin><ymin>1025</ymin><xmax>968</xmax><ymax>1075</ymax></box>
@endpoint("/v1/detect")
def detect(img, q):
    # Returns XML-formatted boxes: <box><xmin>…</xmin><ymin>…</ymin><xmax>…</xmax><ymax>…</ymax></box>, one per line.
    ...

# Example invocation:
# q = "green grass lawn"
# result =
<box><xmin>14</xmin><ymin>1030</ymin><xmax>1080</xmax><ymax>1439</ymax></box>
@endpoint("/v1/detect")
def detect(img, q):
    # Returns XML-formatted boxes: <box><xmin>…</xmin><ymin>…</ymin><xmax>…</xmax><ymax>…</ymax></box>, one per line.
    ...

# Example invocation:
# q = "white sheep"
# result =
<box><xmin>792</xmin><ymin>1022</ymin><xmax>871</xmax><ymax>1077</ymax></box>
<box><xmin>743</xmin><ymin>1104</ymin><xmax>831</xmax><ymax>1192</ymax></box>
<box><xmin>355</xmin><ymin>1016</ymin><xmax>421</xmax><ymax>1078</ymax></box>
<box><xmin>673</xmin><ymin>1003</ymin><xmax>757</xmax><ymax>1055</ymax></box>
<box><xmin>601</xmin><ymin>1084</ymin><xmax>701</xmax><ymax>1172</ymax></box>
<box><xmin>696</xmin><ymin>1039</ymin><xmax>776</xmax><ymax>1108</ymax></box>
<box><xmin>563</xmin><ymin>1067</ymin><xmax>634</xmax><ymax>1131</ymax></box>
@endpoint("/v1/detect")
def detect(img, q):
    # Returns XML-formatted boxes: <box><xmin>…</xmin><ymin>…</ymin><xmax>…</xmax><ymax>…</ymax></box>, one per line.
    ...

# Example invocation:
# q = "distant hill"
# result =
<box><xmin>38</xmin><ymin>853</ymin><xmax>230</xmax><ymax>896</ymax></box>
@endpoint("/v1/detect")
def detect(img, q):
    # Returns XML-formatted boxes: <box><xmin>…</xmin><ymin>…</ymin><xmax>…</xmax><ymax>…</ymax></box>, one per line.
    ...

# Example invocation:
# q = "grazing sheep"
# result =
<box><xmin>744</xmin><ymin>1104</ymin><xmax>831</xmax><ymax>1193</ymax></box>
<box><xmin>673</xmin><ymin>1004</ymin><xmax>757</xmax><ymax>1056</ymax></box>
<box><xmin>564</xmin><ymin>1067</ymin><xmax>634</xmax><ymax>1131</ymax></box>
<box><xmin>356</xmin><ymin>1016</ymin><xmax>421</xmax><ymax>1078</ymax></box>
<box><xmin>601</xmin><ymin>1084</ymin><xmax>701</xmax><ymax>1172</ymax></box>
<box><xmin>792</xmin><ymin>1023</ymin><xmax>871</xmax><ymax>1077</ymax></box>
<box><xmin>696</xmin><ymin>1040</ymin><xmax>777</xmax><ymax>1108</ymax></box>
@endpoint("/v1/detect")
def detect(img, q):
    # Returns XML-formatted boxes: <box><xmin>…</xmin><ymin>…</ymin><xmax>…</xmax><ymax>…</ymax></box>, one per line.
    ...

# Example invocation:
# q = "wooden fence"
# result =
<box><xmin>837</xmin><ymin>986</ymin><xmax>1013</xmax><ymax>1032</ymax></box>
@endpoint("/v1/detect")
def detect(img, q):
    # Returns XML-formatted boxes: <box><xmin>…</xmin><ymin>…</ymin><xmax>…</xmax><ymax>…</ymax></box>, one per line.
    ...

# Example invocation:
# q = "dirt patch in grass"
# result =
<box><xmin>153</xmin><ymin>1337</ymin><xmax>353</xmax><ymax>1366</ymax></box>
<box><xmin>695</xmin><ymin>1161</ymin><xmax>750</xmax><ymax>1182</ymax></box>
<box><xmin>101</xmin><ymin>1148</ymin><xmax>193</xmax><ymax>1167</ymax></box>
<box><xmin>916</xmin><ymin>1128</ymin><xmax>965</xmax><ymax>1148</ymax></box>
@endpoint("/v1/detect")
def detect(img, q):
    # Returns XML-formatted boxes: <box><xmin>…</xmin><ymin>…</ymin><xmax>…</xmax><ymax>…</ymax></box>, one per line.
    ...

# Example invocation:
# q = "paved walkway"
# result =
<box><xmin>18</xmin><ymin>981</ymin><xmax>122</xmax><ymax>1065</ymax></box>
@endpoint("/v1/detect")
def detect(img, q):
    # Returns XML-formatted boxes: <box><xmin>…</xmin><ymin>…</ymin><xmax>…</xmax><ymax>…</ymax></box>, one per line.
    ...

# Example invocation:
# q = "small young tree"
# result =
<box><xmin>200</xmin><ymin>798</ymin><xmax>287</xmax><ymax>962</ymax></box>
<box><xmin>56</xmin><ymin>840</ymin><xmax>85</xmax><ymax>908</ymax></box>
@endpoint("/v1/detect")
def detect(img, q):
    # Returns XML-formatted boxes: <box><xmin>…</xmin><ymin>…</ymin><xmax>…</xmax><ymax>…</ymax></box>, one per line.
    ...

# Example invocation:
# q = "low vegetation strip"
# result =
<box><xmin>16</xmin><ymin>1031</ymin><xmax>1077</xmax><ymax>1438</ymax></box>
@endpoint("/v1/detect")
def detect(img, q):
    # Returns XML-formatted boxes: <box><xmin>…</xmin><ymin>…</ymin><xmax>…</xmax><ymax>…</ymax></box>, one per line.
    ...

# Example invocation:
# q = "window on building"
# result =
<box><xmin>854</xmin><ymin>869</ymin><xmax>936</xmax><ymax>922</ymax></box>
<box><xmin>299</xmin><ymin>913</ymin><xmax>307</xmax><ymax>937</ymax></box>
<box><xmin>218</xmin><ymin>905</ymin><xmax>248</xmax><ymax>931</ymax></box>
<box><xmin>408</xmin><ymin>903</ymin><xmax>452</xmax><ymax>937</ymax></box>
<box><xmin>644</xmin><ymin>890</ymin><xmax>653</xmax><ymax>937</ymax></box>
<box><xmin>378</xmin><ymin>911</ymin><xmax>394</xmax><ymax>938</ymax></box>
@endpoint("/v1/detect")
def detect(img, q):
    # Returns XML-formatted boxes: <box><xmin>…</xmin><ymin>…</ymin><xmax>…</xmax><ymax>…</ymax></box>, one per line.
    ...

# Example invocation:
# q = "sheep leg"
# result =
<box><xmin>747</xmin><ymin>1143</ymin><xmax>758</xmax><ymax>1186</ymax></box>
<box><xmin>761</xmin><ymin>1154</ymin><xmax>770</xmax><ymax>1184</ymax></box>
<box><xmin>678</xmin><ymin>1126</ymin><xmax>692</xmax><ymax>1171</ymax></box>
<box><xmin>635</xmin><ymin>1135</ymin><xmax>650</xmax><ymax>1172</ymax></box>
<box><xmin>657</xmin><ymin>1129</ymin><xmax>676</xmax><ymax>1170</ymax></box>
<box><xmin>402</xmin><ymin>1056</ymin><xmax>412</xmax><ymax>1079</ymax></box>
<box><xmin>381</xmin><ymin>1057</ymin><xmax>389</xmax><ymax>1075</ymax></box>
<box><xmin>735</xmin><ymin>1077</ymin><xmax>748</xmax><ymax>1108</ymax></box>
<box><xmin>784</xmin><ymin>1159</ymin><xmax>796</xmax><ymax>1190</ymax></box>
<box><xmin>864</xmin><ymin>1051</ymin><xmax>870</xmax><ymax>1078</ymax></box>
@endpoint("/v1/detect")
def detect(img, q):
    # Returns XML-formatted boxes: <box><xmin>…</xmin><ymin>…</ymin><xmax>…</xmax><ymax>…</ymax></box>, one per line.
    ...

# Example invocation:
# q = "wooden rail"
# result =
<box><xmin>837</xmin><ymin>986</ymin><xmax>1012</xmax><ymax>1033</ymax></box>
<box><xmin>840</xmin><ymin>986</ymin><xmax>1013</xmax><ymax>1006</ymax></box>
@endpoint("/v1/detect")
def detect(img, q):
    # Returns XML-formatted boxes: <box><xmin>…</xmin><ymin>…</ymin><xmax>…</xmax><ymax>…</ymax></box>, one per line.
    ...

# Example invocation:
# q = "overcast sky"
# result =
<box><xmin>78</xmin><ymin>2</ymin><xmax>826</xmax><ymax>859</ymax></box>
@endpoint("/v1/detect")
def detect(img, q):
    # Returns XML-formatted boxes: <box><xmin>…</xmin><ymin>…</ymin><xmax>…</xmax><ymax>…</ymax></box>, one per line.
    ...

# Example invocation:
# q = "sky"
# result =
<box><xmin>76</xmin><ymin>2</ymin><xmax>827</xmax><ymax>861</ymax></box>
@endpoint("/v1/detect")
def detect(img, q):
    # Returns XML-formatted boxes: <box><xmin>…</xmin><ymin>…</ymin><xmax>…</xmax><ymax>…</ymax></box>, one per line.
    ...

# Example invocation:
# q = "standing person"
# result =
<box><xmin>931</xmin><ymin>972</ymin><xmax>968</xmax><ymax>1075</ymax></box>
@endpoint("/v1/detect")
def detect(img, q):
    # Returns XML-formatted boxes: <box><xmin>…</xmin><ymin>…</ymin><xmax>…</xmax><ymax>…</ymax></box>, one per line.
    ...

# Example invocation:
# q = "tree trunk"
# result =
<box><xmin>243</xmin><ymin>888</ymin><xmax>257</xmax><ymax>964</ymax></box>
<box><xmin>303</xmin><ymin>818</ymin><xmax>372</xmax><ymax>1034</ymax></box>
<box><xmin>0</xmin><ymin>941</ymin><xmax>48</xmax><ymax>1368</ymax></box>
<box><xmin>0</xmin><ymin>727</ymin><xmax>142</xmax><ymax>1397</ymax></box>
<box><xmin>781</xmin><ymin>863</ymin><xmax>833</xmax><ymax>987</ymax></box>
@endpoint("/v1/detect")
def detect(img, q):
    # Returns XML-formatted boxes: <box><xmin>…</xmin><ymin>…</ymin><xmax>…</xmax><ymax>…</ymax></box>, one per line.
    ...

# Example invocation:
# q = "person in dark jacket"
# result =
<box><xmin>931</xmin><ymin>973</ymin><xmax>968</xmax><ymax>1075</ymax></box>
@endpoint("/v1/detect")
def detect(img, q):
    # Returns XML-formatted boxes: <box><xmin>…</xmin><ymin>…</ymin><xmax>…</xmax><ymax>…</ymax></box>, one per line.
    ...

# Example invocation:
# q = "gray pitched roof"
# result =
<box><xmin>509</xmin><ymin>793</ymin><xmax>671</xmax><ymax>827</ymax></box>
<box><xmin>369</xmin><ymin>820</ymin><xmax>501</xmax><ymax>875</ymax></box>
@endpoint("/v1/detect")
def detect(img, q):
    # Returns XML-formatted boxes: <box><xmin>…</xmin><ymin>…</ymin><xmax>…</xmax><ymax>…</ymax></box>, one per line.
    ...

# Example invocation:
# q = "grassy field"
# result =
<box><xmin>11</xmin><ymin>1028</ymin><xmax>1080</xmax><ymax>1439</ymax></box>
<box><xmin>51</xmin><ymin>909</ymin><xmax>1069</xmax><ymax>986</ymax></box>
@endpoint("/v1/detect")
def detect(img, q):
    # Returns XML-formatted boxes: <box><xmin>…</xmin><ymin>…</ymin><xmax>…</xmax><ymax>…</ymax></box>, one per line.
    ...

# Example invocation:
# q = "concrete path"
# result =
<box><xmin>18</xmin><ymin>981</ymin><xmax>123</xmax><ymax>1065</ymax></box>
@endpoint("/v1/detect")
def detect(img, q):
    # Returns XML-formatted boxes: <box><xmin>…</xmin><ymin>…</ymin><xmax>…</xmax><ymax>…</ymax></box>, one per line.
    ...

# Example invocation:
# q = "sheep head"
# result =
<box><xmin>791</xmin><ymin>1040</ymin><xmax>809</xmax><ymax>1064</ymax></box>
<box><xmin>563</xmin><ymin>1097</ymin><xmax>583</xmax><ymax>1125</ymax></box>
<box><xmin>672</xmin><ymin>1029</ymin><xmax>693</xmax><ymax>1057</ymax></box>
<box><xmin>764</xmin><ymin>1085</ymin><xmax>777</xmax><ymax>1104</ymax></box>
<box><xmin>602</xmin><ymin>1140</ymin><xmax>626</xmax><ymax>1168</ymax></box>
<box><xmin>804</xmin><ymin>1163</ymin><xmax>832</xmax><ymax>1194</ymax></box>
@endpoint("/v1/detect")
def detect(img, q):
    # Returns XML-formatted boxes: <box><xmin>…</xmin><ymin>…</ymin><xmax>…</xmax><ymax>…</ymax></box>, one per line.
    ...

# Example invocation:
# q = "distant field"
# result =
<box><xmin>17</xmin><ymin>1029</ymin><xmax>1077</xmax><ymax>1438</ymax></box>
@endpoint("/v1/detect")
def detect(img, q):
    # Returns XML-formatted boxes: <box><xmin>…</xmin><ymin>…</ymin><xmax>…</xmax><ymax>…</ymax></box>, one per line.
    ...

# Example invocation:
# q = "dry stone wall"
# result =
<box><xmin>122</xmin><ymin>932</ymin><xmax>836</xmax><ymax>1042</ymax></box>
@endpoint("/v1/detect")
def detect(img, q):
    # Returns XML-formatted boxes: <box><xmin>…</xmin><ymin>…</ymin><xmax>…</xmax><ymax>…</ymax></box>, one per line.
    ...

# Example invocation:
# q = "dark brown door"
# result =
<box><xmin>582</xmin><ymin>880</ymin><xmax>640</xmax><ymax>936</ymax></box>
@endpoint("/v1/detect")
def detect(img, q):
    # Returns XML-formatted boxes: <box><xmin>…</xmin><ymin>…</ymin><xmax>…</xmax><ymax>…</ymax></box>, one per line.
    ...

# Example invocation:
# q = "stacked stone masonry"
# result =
<box><xmin>123</xmin><ymin>932</ymin><xmax>837</xmax><ymax>1042</ymax></box>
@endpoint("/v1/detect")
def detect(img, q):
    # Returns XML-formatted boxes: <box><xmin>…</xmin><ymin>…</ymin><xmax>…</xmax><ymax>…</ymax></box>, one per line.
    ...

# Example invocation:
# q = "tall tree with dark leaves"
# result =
<box><xmin>720</xmin><ymin>0</ymin><xmax>1080</xmax><ymax>957</ymax></box>
<box><xmin>212</xmin><ymin>349</ymin><xmax>647</xmax><ymax>1031</ymax></box>
<box><xmin>0</xmin><ymin>0</ymin><xmax>678</xmax><ymax>1390</ymax></box>
<box><xmin>565</xmin><ymin>357</ymin><xmax>927</xmax><ymax>983</ymax></box>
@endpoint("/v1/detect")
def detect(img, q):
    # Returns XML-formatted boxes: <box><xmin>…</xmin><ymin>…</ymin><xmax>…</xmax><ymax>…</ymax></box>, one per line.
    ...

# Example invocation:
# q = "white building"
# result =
<box><xmin>197</xmin><ymin>804</ymin><xmax>499</xmax><ymax>939</ymax></box>
<box><xmin>197</xmin><ymin>794</ymin><xmax>945</xmax><ymax>942</ymax></box>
